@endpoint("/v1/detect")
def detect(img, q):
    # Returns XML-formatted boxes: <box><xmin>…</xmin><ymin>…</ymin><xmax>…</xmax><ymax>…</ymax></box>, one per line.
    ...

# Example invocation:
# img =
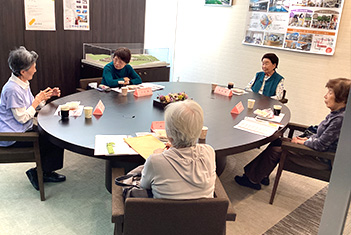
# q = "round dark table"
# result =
<box><xmin>38</xmin><ymin>82</ymin><xmax>290</xmax><ymax>191</ymax></box>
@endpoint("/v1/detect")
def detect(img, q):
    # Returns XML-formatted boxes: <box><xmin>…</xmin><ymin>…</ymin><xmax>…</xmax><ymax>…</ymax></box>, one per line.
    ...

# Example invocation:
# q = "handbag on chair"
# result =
<box><xmin>115</xmin><ymin>165</ymin><xmax>153</xmax><ymax>201</ymax></box>
<box><xmin>299</xmin><ymin>125</ymin><xmax>318</xmax><ymax>138</ymax></box>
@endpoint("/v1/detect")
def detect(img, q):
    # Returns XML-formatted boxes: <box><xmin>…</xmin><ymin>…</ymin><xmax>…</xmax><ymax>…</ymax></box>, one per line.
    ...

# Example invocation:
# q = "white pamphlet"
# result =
<box><xmin>94</xmin><ymin>135</ymin><xmax>137</xmax><ymax>156</ymax></box>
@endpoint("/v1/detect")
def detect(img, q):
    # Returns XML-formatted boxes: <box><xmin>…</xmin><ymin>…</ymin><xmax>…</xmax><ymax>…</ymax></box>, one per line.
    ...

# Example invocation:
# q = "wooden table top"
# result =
<box><xmin>37</xmin><ymin>82</ymin><xmax>290</xmax><ymax>160</ymax></box>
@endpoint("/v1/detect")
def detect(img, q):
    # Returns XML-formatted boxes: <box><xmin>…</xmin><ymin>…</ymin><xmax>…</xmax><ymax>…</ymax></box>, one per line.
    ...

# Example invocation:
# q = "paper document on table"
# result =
<box><xmin>256</xmin><ymin>113</ymin><xmax>285</xmax><ymax>123</ymax></box>
<box><xmin>111</xmin><ymin>83</ymin><xmax>165</xmax><ymax>93</ymax></box>
<box><xmin>94</xmin><ymin>135</ymin><xmax>137</xmax><ymax>156</ymax></box>
<box><xmin>124</xmin><ymin>135</ymin><xmax>166</xmax><ymax>160</ymax></box>
<box><xmin>139</xmin><ymin>83</ymin><xmax>165</xmax><ymax>91</ymax></box>
<box><xmin>234</xmin><ymin>117</ymin><xmax>280</xmax><ymax>137</ymax></box>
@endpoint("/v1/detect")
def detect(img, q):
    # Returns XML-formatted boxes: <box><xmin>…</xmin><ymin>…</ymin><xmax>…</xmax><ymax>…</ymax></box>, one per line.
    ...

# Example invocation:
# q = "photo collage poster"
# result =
<box><xmin>64</xmin><ymin>0</ymin><xmax>90</xmax><ymax>30</ymax></box>
<box><xmin>243</xmin><ymin>0</ymin><xmax>344</xmax><ymax>55</ymax></box>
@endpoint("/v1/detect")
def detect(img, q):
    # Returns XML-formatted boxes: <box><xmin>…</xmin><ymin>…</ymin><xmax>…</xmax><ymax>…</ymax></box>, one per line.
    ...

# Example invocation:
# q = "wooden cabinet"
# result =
<box><xmin>134</xmin><ymin>67</ymin><xmax>170</xmax><ymax>82</ymax></box>
<box><xmin>80</xmin><ymin>63</ymin><xmax>103</xmax><ymax>79</ymax></box>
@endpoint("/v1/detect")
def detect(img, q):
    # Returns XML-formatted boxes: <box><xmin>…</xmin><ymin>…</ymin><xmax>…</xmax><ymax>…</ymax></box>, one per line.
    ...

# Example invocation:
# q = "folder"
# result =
<box><xmin>124</xmin><ymin>135</ymin><xmax>166</xmax><ymax>159</ymax></box>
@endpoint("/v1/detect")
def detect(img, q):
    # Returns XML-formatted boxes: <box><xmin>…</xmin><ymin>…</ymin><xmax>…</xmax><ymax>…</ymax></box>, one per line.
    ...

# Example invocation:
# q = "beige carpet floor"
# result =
<box><xmin>0</xmin><ymin>148</ymin><xmax>330</xmax><ymax>235</ymax></box>
<box><xmin>220</xmin><ymin>147</ymin><xmax>328</xmax><ymax>235</ymax></box>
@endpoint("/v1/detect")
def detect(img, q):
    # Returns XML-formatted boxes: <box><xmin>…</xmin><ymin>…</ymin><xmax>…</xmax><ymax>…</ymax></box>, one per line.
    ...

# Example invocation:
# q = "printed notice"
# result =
<box><xmin>64</xmin><ymin>0</ymin><xmax>90</xmax><ymax>30</ymax></box>
<box><xmin>234</xmin><ymin>117</ymin><xmax>280</xmax><ymax>137</ymax></box>
<box><xmin>25</xmin><ymin>0</ymin><xmax>56</xmax><ymax>31</ymax></box>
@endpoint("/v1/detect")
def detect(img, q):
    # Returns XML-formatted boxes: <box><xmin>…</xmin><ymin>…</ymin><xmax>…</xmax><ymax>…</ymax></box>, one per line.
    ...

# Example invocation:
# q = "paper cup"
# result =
<box><xmin>199</xmin><ymin>126</ymin><xmax>208</xmax><ymax>140</ymax></box>
<box><xmin>247</xmin><ymin>99</ymin><xmax>255</xmax><ymax>109</ymax></box>
<box><xmin>211</xmin><ymin>83</ymin><xmax>218</xmax><ymax>92</ymax></box>
<box><xmin>84</xmin><ymin>106</ymin><xmax>93</xmax><ymax>119</ymax></box>
<box><xmin>122</xmin><ymin>87</ymin><xmax>128</xmax><ymax>96</ymax></box>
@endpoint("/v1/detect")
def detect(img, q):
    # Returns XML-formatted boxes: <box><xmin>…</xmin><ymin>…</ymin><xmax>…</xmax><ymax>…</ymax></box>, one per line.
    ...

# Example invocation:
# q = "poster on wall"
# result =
<box><xmin>24</xmin><ymin>0</ymin><xmax>56</xmax><ymax>31</ymax></box>
<box><xmin>243</xmin><ymin>0</ymin><xmax>344</xmax><ymax>55</ymax></box>
<box><xmin>205</xmin><ymin>0</ymin><xmax>232</xmax><ymax>7</ymax></box>
<box><xmin>63</xmin><ymin>0</ymin><xmax>90</xmax><ymax>30</ymax></box>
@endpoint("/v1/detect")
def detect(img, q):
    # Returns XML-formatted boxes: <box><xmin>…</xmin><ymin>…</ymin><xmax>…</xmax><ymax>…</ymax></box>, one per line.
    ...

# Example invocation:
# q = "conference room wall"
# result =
<box><xmin>153</xmin><ymin>0</ymin><xmax>351</xmax><ymax>125</ymax></box>
<box><xmin>0</xmin><ymin>0</ymin><xmax>146</xmax><ymax>97</ymax></box>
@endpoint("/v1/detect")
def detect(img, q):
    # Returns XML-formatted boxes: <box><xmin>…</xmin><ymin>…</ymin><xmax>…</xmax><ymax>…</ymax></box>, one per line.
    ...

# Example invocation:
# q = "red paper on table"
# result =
<box><xmin>231</xmin><ymin>101</ymin><xmax>244</xmax><ymax>114</ymax></box>
<box><xmin>134</xmin><ymin>87</ymin><xmax>153</xmax><ymax>97</ymax></box>
<box><xmin>93</xmin><ymin>100</ymin><xmax>105</xmax><ymax>116</ymax></box>
<box><xmin>214</xmin><ymin>86</ymin><xmax>233</xmax><ymax>97</ymax></box>
<box><xmin>151</xmin><ymin>121</ymin><xmax>165</xmax><ymax>132</ymax></box>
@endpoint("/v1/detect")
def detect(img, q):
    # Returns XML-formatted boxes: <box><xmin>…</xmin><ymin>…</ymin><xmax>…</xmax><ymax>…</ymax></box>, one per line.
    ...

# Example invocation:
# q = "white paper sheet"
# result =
<box><xmin>111</xmin><ymin>83</ymin><xmax>165</xmax><ymax>93</ymax></box>
<box><xmin>25</xmin><ymin>0</ymin><xmax>56</xmax><ymax>31</ymax></box>
<box><xmin>94</xmin><ymin>135</ymin><xmax>137</xmax><ymax>156</ymax></box>
<box><xmin>256</xmin><ymin>113</ymin><xmax>285</xmax><ymax>123</ymax></box>
<box><xmin>234</xmin><ymin>117</ymin><xmax>280</xmax><ymax>137</ymax></box>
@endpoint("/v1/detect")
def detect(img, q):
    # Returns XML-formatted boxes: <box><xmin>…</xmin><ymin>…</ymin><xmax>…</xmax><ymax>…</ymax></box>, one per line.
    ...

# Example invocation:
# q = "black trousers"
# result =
<box><xmin>244</xmin><ymin>139</ymin><xmax>282</xmax><ymax>183</ymax></box>
<box><xmin>10</xmin><ymin>125</ymin><xmax>64</xmax><ymax>173</ymax></box>
<box><xmin>244</xmin><ymin>138</ymin><xmax>330</xmax><ymax>183</ymax></box>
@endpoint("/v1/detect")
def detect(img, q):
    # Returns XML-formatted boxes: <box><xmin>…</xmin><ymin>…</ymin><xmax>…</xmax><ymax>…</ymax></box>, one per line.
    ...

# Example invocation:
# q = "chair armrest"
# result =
<box><xmin>0</xmin><ymin>132</ymin><xmax>39</xmax><ymax>142</ymax></box>
<box><xmin>76</xmin><ymin>88</ymin><xmax>85</xmax><ymax>92</ymax></box>
<box><xmin>281</xmin><ymin>141</ymin><xmax>335</xmax><ymax>161</ymax></box>
<box><xmin>214</xmin><ymin>176</ymin><xmax>236</xmax><ymax>221</ymax></box>
<box><xmin>279</xmin><ymin>90</ymin><xmax>288</xmax><ymax>104</ymax></box>
<box><xmin>112</xmin><ymin>168</ymin><xmax>126</xmax><ymax>223</ymax></box>
<box><xmin>286</xmin><ymin>122</ymin><xmax>309</xmax><ymax>138</ymax></box>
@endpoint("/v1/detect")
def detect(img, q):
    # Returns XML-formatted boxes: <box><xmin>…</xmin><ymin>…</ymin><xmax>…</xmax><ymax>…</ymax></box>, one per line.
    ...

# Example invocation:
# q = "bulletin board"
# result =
<box><xmin>242</xmin><ymin>0</ymin><xmax>344</xmax><ymax>55</ymax></box>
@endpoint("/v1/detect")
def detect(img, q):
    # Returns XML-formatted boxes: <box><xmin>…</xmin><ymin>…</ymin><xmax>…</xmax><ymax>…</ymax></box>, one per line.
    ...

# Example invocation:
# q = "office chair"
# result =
<box><xmin>76</xmin><ymin>77</ymin><xmax>102</xmax><ymax>92</ymax></box>
<box><xmin>0</xmin><ymin>132</ymin><xmax>45</xmax><ymax>201</ymax></box>
<box><xmin>111</xmin><ymin>168</ymin><xmax>236</xmax><ymax>235</ymax></box>
<box><xmin>269</xmin><ymin>123</ymin><xmax>335</xmax><ymax>204</ymax></box>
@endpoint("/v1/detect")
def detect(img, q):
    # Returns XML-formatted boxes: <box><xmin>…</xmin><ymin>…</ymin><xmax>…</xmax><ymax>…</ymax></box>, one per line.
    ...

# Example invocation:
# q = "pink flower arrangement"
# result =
<box><xmin>157</xmin><ymin>92</ymin><xmax>188</xmax><ymax>104</ymax></box>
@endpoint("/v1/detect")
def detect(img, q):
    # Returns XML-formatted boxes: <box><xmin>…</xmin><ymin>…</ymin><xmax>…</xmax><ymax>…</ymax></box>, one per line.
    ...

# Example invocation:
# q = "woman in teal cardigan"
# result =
<box><xmin>246</xmin><ymin>53</ymin><xmax>284</xmax><ymax>100</ymax></box>
<box><xmin>102</xmin><ymin>47</ymin><xmax>142</xmax><ymax>88</ymax></box>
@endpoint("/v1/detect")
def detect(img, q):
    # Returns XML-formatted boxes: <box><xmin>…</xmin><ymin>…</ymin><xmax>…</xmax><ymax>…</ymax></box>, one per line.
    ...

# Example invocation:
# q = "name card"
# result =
<box><xmin>134</xmin><ymin>87</ymin><xmax>153</xmax><ymax>97</ymax></box>
<box><xmin>151</xmin><ymin>121</ymin><xmax>165</xmax><ymax>131</ymax></box>
<box><xmin>93</xmin><ymin>100</ymin><xmax>105</xmax><ymax>116</ymax></box>
<box><xmin>231</xmin><ymin>101</ymin><xmax>244</xmax><ymax>114</ymax></box>
<box><xmin>214</xmin><ymin>86</ymin><xmax>233</xmax><ymax>97</ymax></box>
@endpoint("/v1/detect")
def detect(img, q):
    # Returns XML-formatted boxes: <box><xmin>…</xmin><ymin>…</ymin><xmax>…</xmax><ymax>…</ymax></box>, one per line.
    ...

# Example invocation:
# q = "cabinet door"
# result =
<box><xmin>81</xmin><ymin>63</ymin><xmax>103</xmax><ymax>79</ymax></box>
<box><xmin>135</xmin><ymin>67</ymin><xmax>170</xmax><ymax>82</ymax></box>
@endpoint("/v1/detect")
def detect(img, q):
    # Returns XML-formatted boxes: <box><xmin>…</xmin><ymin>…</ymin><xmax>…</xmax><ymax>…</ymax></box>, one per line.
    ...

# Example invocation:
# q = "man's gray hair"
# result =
<box><xmin>8</xmin><ymin>46</ymin><xmax>38</xmax><ymax>77</ymax></box>
<box><xmin>165</xmin><ymin>100</ymin><xmax>204</xmax><ymax>148</ymax></box>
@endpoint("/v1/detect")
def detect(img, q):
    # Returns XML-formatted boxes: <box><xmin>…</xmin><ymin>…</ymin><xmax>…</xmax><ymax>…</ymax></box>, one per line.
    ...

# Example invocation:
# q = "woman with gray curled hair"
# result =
<box><xmin>0</xmin><ymin>46</ymin><xmax>65</xmax><ymax>191</ymax></box>
<box><xmin>140</xmin><ymin>100</ymin><xmax>216</xmax><ymax>199</ymax></box>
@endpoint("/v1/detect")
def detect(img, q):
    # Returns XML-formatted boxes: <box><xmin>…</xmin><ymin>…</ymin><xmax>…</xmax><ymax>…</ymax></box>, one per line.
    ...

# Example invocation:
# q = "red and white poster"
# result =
<box><xmin>64</xmin><ymin>0</ymin><xmax>90</xmax><ymax>30</ymax></box>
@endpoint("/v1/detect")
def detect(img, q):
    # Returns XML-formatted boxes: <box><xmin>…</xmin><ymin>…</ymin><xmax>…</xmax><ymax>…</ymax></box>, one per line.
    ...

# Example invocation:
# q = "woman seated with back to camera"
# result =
<box><xmin>235</xmin><ymin>78</ymin><xmax>351</xmax><ymax>190</ymax></box>
<box><xmin>140</xmin><ymin>100</ymin><xmax>216</xmax><ymax>199</ymax></box>
<box><xmin>101</xmin><ymin>47</ymin><xmax>142</xmax><ymax>88</ymax></box>
<box><xmin>246</xmin><ymin>53</ymin><xmax>284</xmax><ymax>100</ymax></box>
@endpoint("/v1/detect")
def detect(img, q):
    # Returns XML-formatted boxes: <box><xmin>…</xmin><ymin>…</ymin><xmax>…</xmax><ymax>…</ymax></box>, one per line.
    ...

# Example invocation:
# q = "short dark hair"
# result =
<box><xmin>261</xmin><ymin>53</ymin><xmax>279</xmax><ymax>69</ymax></box>
<box><xmin>113</xmin><ymin>47</ymin><xmax>131</xmax><ymax>64</ymax></box>
<box><xmin>326</xmin><ymin>78</ymin><xmax>351</xmax><ymax>104</ymax></box>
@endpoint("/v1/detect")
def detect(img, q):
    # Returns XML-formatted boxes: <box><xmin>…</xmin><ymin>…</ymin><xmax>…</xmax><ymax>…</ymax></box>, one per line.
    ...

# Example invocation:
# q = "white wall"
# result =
<box><xmin>144</xmin><ymin>0</ymin><xmax>178</xmax><ymax>80</ymax></box>
<box><xmin>145</xmin><ymin>0</ymin><xmax>351</xmax><ymax>125</ymax></box>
